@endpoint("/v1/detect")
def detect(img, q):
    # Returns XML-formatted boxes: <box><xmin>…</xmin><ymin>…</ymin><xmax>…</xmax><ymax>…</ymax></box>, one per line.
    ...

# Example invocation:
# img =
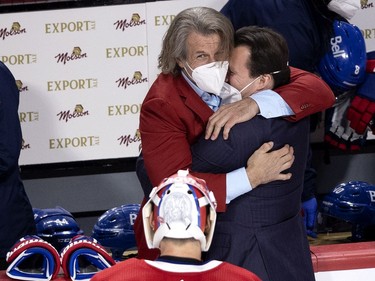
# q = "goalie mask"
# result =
<box><xmin>143</xmin><ymin>170</ymin><xmax>217</xmax><ymax>251</ymax></box>
<box><xmin>33</xmin><ymin>206</ymin><xmax>84</xmax><ymax>252</ymax></box>
<box><xmin>321</xmin><ymin>181</ymin><xmax>375</xmax><ymax>240</ymax></box>
<box><xmin>91</xmin><ymin>204</ymin><xmax>140</xmax><ymax>261</ymax></box>
<box><xmin>317</xmin><ymin>20</ymin><xmax>366</xmax><ymax>95</ymax></box>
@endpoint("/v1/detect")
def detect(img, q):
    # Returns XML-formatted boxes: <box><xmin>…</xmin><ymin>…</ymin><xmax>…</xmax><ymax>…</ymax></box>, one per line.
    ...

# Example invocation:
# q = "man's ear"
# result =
<box><xmin>204</xmin><ymin>213</ymin><xmax>211</xmax><ymax>234</ymax></box>
<box><xmin>176</xmin><ymin>58</ymin><xmax>185</xmax><ymax>68</ymax></box>
<box><xmin>257</xmin><ymin>74</ymin><xmax>273</xmax><ymax>90</ymax></box>
<box><xmin>149</xmin><ymin>210</ymin><xmax>156</xmax><ymax>231</ymax></box>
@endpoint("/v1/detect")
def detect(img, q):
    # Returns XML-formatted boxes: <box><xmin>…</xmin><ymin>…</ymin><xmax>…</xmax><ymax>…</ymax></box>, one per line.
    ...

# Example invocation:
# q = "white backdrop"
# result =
<box><xmin>0</xmin><ymin>0</ymin><xmax>227</xmax><ymax>165</ymax></box>
<box><xmin>0</xmin><ymin>0</ymin><xmax>373</xmax><ymax>165</ymax></box>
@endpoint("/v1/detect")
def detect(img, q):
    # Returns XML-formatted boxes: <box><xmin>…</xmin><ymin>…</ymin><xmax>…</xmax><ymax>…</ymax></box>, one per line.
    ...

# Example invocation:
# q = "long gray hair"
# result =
<box><xmin>158</xmin><ymin>7</ymin><xmax>234</xmax><ymax>76</ymax></box>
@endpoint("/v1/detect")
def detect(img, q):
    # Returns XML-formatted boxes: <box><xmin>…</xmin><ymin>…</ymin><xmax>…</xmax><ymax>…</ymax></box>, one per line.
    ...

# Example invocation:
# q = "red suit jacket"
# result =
<box><xmin>136</xmin><ymin>67</ymin><xmax>335</xmax><ymax>259</ymax></box>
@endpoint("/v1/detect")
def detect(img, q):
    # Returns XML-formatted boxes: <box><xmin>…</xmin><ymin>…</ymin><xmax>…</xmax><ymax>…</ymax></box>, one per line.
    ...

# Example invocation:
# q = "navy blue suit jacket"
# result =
<box><xmin>0</xmin><ymin>62</ymin><xmax>36</xmax><ymax>262</ymax></box>
<box><xmin>191</xmin><ymin>116</ymin><xmax>315</xmax><ymax>281</ymax></box>
<box><xmin>221</xmin><ymin>0</ymin><xmax>322</xmax><ymax>73</ymax></box>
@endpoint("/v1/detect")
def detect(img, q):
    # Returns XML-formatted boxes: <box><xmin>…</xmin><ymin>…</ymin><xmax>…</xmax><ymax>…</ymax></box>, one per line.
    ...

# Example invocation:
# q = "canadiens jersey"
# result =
<box><xmin>91</xmin><ymin>258</ymin><xmax>261</xmax><ymax>281</ymax></box>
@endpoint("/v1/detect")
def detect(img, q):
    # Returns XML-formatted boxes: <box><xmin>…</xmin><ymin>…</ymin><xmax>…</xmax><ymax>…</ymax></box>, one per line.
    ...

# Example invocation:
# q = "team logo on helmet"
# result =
<box><xmin>321</xmin><ymin>181</ymin><xmax>375</xmax><ymax>241</ymax></box>
<box><xmin>317</xmin><ymin>20</ymin><xmax>366</xmax><ymax>95</ymax></box>
<box><xmin>92</xmin><ymin>204</ymin><xmax>140</xmax><ymax>261</ymax></box>
<box><xmin>33</xmin><ymin>206</ymin><xmax>83</xmax><ymax>252</ymax></box>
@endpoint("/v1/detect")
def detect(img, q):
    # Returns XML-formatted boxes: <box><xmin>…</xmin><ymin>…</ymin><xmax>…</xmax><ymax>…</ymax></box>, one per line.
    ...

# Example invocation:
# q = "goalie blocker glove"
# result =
<box><xmin>347</xmin><ymin>51</ymin><xmax>375</xmax><ymax>134</ymax></box>
<box><xmin>324</xmin><ymin>96</ymin><xmax>366</xmax><ymax>151</ymax></box>
<box><xmin>60</xmin><ymin>235</ymin><xmax>116</xmax><ymax>281</ymax></box>
<box><xmin>6</xmin><ymin>235</ymin><xmax>60</xmax><ymax>281</ymax></box>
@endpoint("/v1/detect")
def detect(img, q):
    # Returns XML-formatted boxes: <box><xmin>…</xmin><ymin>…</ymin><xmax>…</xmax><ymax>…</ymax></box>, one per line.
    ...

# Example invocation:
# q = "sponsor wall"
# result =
<box><xmin>0</xmin><ymin>0</ymin><xmax>374</xmax><ymax>165</ymax></box>
<box><xmin>0</xmin><ymin>0</ymin><xmax>227</xmax><ymax>165</ymax></box>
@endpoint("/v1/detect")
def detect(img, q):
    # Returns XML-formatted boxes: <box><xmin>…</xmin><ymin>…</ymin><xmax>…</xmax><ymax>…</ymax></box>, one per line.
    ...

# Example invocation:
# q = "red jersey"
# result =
<box><xmin>91</xmin><ymin>258</ymin><xmax>261</xmax><ymax>281</ymax></box>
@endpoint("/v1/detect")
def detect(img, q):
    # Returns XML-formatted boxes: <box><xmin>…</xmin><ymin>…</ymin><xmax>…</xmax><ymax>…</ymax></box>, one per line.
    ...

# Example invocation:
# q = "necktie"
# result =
<box><xmin>201</xmin><ymin>92</ymin><xmax>221</xmax><ymax>112</ymax></box>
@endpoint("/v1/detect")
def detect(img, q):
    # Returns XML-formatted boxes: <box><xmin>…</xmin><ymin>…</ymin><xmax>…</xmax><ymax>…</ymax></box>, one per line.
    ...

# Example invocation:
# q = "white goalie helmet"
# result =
<box><xmin>142</xmin><ymin>170</ymin><xmax>217</xmax><ymax>251</ymax></box>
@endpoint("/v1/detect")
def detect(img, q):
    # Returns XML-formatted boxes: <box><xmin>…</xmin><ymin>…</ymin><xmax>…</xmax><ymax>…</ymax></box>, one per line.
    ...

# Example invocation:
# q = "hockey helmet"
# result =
<box><xmin>143</xmin><ymin>170</ymin><xmax>217</xmax><ymax>251</ymax></box>
<box><xmin>321</xmin><ymin>181</ymin><xmax>375</xmax><ymax>240</ymax></box>
<box><xmin>317</xmin><ymin>20</ymin><xmax>366</xmax><ymax>94</ymax></box>
<box><xmin>33</xmin><ymin>206</ymin><xmax>83</xmax><ymax>251</ymax></box>
<box><xmin>91</xmin><ymin>204</ymin><xmax>140</xmax><ymax>260</ymax></box>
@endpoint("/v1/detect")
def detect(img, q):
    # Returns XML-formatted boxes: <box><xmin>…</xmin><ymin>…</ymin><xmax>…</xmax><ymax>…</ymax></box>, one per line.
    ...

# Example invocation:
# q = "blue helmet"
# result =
<box><xmin>317</xmin><ymin>20</ymin><xmax>366</xmax><ymax>94</ymax></box>
<box><xmin>91</xmin><ymin>204</ymin><xmax>140</xmax><ymax>260</ymax></box>
<box><xmin>321</xmin><ymin>181</ymin><xmax>375</xmax><ymax>241</ymax></box>
<box><xmin>33</xmin><ymin>206</ymin><xmax>84</xmax><ymax>251</ymax></box>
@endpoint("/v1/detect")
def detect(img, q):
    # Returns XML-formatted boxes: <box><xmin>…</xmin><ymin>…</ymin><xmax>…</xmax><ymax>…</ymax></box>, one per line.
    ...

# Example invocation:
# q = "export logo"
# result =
<box><xmin>1</xmin><ymin>54</ymin><xmax>37</xmax><ymax>65</ymax></box>
<box><xmin>114</xmin><ymin>13</ymin><xmax>146</xmax><ymax>31</ymax></box>
<box><xmin>47</xmin><ymin>78</ymin><xmax>98</xmax><ymax>92</ymax></box>
<box><xmin>55</xmin><ymin>47</ymin><xmax>88</xmax><ymax>65</ymax></box>
<box><xmin>105</xmin><ymin>45</ymin><xmax>147</xmax><ymax>58</ymax></box>
<box><xmin>19</xmin><ymin>112</ymin><xmax>39</xmax><ymax>123</ymax></box>
<box><xmin>0</xmin><ymin>22</ymin><xmax>26</xmax><ymax>40</ymax></box>
<box><xmin>154</xmin><ymin>15</ymin><xmax>175</xmax><ymax>26</ymax></box>
<box><xmin>49</xmin><ymin>136</ymin><xmax>100</xmax><ymax>149</ymax></box>
<box><xmin>45</xmin><ymin>20</ymin><xmax>96</xmax><ymax>33</ymax></box>
<box><xmin>116</xmin><ymin>71</ymin><xmax>147</xmax><ymax>90</ymax></box>
<box><xmin>107</xmin><ymin>104</ymin><xmax>141</xmax><ymax>116</ymax></box>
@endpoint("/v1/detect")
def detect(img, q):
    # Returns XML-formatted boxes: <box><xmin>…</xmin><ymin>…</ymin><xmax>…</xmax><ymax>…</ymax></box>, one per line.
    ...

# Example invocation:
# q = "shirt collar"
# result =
<box><xmin>181</xmin><ymin>71</ymin><xmax>205</xmax><ymax>98</ymax></box>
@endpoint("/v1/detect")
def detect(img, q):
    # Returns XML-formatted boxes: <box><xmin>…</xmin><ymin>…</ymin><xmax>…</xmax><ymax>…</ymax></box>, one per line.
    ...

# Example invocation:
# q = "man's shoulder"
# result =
<box><xmin>289</xmin><ymin>66</ymin><xmax>319</xmax><ymax>81</ymax></box>
<box><xmin>147</xmin><ymin>73</ymin><xmax>190</xmax><ymax>99</ymax></box>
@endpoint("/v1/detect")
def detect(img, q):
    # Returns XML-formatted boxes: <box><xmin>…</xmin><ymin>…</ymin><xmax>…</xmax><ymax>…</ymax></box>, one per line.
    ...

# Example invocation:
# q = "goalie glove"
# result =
<box><xmin>60</xmin><ymin>235</ymin><xmax>116</xmax><ymax>281</ymax></box>
<box><xmin>346</xmin><ymin>95</ymin><xmax>375</xmax><ymax>134</ymax></box>
<box><xmin>6</xmin><ymin>235</ymin><xmax>60</xmax><ymax>281</ymax></box>
<box><xmin>347</xmin><ymin>51</ymin><xmax>375</xmax><ymax>134</ymax></box>
<box><xmin>325</xmin><ymin>97</ymin><xmax>366</xmax><ymax>151</ymax></box>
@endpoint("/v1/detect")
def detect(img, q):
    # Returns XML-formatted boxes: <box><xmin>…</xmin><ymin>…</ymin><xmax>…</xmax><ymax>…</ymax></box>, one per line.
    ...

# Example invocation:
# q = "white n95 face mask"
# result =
<box><xmin>186</xmin><ymin>61</ymin><xmax>229</xmax><ymax>95</ymax></box>
<box><xmin>327</xmin><ymin>0</ymin><xmax>360</xmax><ymax>20</ymax></box>
<box><xmin>220</xmin><ymin>82</ymin><xmax>242</xmax><ymax>104</ymax></box>
<box><xmin>219</xmin><ymin>76</ymin><xmax>261</xmax><ymax>104</ymax></box>
<box><xmin>220</xmin><ymin>76</ymin><xmax>261</xmax><ymax>102</ymax></box>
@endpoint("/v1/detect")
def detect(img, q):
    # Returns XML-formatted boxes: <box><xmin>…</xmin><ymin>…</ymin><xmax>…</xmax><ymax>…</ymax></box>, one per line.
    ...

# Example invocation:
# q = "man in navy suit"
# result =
<box><xmin>192</xmin><ymin>26</ymin><xmax>315</xmax><ymax>281</ymax></box>
<box><xmin>218</xmin><ymin>0</ymin><xmax>361</xmax><ymax>240</ymax></box>
<box><xmin>0</xmin><ymin>61</ymin><xmax>36</xmax><ymax>269</ymax></box>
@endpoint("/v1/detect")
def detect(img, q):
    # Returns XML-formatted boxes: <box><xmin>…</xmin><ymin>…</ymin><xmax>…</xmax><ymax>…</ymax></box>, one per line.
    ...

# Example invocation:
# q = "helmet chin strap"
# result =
<box><xmin>152</xmin><ymin>222</ymin><xmax>207</xmax><ymax>251</ymax></box>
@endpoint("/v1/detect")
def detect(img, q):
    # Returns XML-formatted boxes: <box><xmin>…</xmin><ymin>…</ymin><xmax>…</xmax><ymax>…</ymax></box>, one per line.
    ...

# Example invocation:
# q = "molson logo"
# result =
<box><xmin>49</xmin><ymin>135</ymin><xmax>100</xmax><ymax>149</ymax></box>
<box><xmin>116</xmin><ymin>71</ymin><xmax>147</xmax><ymax>90</ymax></box>
<box><xmin>105</xmin><ymin>45</ymin><xmax>147</xmax><ymax>58</ymax></box>
<box><xmin>45</xmin><ymin>20</ymin><xmax>96</xmax><ymax>33</ymax></box>
<box><xmin>55</xmin><ymin>47</ymin><xmax>88</xmax><ymax>65</ymax></box>
<box><xmin>117</xmin><ymin>129</ymin><xmax>141</xmax><ymax>151</ymax></box>
<box><xmin>47</xmin><ymin>78</ymin><xmax>98</xmax><ymax>92</ymax></box>
<box><xmin>361</xmin><ymin>0</ymin><xmax>374</xmax><ymax>8</ymax></box>
<box><xmin>19</xmin><ymin>111</ymin><xmax>39</xmax><ymax>123</ymax></box>
<box><xmin>21</xmin><ymin>139</ymin><xmax>31</xmax><ymax>150</ymax></box>
<box><xmin>107</xmin><ymin>104</ymin><xmax>141</xmax><ymax>116</ymax></box>
<box><xmin>16</xmin><ymin>80</ymin><xmax>29</xmax><ymax>92</ymax></box>
<box><xmin>0</xmin><ymin>22</ymin><xmax>26</xmax><ymax>40</ymax></box>
<box><xmin>1</xmin><ymin>54</ymin><xmax>37</xmax><ymax>65</ymax></box>
<box><xmin>57</xmin><ymin>104</ymin><xmax>90</xmax><ymax>123</ymax></box>
<box><xmin>114</xmin><ymin>13</ymin><xmax>146</xmax><ymax>31</ymax></box>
